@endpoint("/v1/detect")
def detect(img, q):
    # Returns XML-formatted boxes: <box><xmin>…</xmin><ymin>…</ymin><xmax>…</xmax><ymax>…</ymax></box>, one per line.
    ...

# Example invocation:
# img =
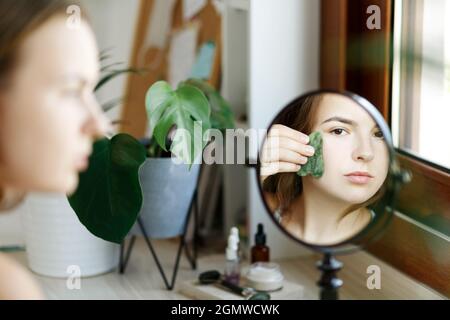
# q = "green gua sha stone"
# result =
<box><xmin>297</xmin><ymin>131</ymin><xmax>324</xmax><ymax>178</ymax></box>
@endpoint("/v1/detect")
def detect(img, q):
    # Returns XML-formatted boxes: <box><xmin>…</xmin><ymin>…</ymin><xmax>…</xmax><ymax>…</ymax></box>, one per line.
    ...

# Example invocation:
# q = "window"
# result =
<box><xmin>391</xmin><ymin>0</ymin><xmax>450</xmax><ymax>237</ymax></box>
<box><xmin>392</xmin><ymin>0</ymin><xmax>450</xmax><ymax>169</ymax></box>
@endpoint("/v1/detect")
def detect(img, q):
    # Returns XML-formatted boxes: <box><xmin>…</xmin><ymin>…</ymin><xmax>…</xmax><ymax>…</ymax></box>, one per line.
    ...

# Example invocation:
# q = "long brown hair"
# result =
<box><xmin>0</xmin><ymin>0</ymin><xmax>81</xmax><ymax>210</ymax></box>
<box><xmin>263</xmin><ymin>94</ymin><xmax>324</xmax><ymax>212</ymax></box>
<box><xmin>0</xmin><ymin>0</ymin><xmax>80</xmax><ymax>82</ymax></box>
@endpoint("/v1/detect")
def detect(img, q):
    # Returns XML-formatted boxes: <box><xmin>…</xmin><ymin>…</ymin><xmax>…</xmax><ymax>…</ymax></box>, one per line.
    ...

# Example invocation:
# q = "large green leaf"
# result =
<box><xmin>68</xmin><ymin>134</ymin><xmax>146</xmax><ymax>244</ymax></box>
<box><xmin>183</xmin><ymin>78</ymin><xmax>235</xmax><ymax>130</ymax></box>
<box><xmin>145</xmin><ymin>81</ymin><xmax>211</xmax><ymax>164</ymax></box>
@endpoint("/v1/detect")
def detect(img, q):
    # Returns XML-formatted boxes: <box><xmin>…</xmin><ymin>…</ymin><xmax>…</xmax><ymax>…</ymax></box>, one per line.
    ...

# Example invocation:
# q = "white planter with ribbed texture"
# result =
<box><xmin>22</xmin><ymin>193</ymin><xmax>119</xmax><ymax>278</ymax></box>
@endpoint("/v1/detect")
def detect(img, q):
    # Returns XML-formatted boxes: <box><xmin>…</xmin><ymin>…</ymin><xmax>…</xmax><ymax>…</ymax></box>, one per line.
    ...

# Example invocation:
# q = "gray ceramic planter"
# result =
<box><xmin>130</xmin><ymin>158</ymin><xmax>200</xmax><ymax>239</ymax></box>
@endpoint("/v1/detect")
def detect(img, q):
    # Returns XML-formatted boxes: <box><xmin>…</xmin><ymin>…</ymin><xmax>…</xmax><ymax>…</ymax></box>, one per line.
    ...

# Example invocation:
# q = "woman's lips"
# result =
<box><xmin>75</xmin><ymin>155</ymin><xmax>89</xmax><ymax>171</ymax></box>
<box><xmin>344</xmin><ymin>172</ymin><xmax>374</xmax><ymax>184</ymax></box>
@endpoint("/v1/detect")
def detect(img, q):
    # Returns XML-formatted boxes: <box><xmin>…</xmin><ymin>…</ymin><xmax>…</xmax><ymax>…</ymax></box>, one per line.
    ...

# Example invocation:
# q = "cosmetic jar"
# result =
<box><xmin>244</xmin><ymin>262</ymin><xmax>284</xmax><ymax>292</ymax></box>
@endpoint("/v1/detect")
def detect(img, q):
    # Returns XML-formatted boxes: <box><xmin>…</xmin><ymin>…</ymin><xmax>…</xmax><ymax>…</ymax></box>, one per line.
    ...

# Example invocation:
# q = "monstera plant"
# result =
<box><xmin>68</xmin><ymin>79</ymin><xmax>235</xmax><ymax>243</ymax></box>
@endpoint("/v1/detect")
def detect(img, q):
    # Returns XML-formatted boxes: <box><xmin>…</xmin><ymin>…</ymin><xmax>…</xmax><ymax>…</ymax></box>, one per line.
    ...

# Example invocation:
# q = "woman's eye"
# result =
<box><xmin>374</xmin><ymin>130</ymin><xmax>384</xmax><ymax>139</ymax></box>
<box><xmin>63</xmin><ymin>88</ymin><xmax>82</xmax><ymax>98</ymax></box>
<box><xmin>330</xmin><ymin>128</ymin><xmax>348</xmax><ymax>136</ymax></box>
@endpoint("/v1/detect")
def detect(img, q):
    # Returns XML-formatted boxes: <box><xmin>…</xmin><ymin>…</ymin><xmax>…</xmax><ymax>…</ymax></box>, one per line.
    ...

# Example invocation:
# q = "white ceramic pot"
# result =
<box><xmin>22</xmin><ymin>193</ymin><xmax>119</xmax><ymax>278</ymax></box>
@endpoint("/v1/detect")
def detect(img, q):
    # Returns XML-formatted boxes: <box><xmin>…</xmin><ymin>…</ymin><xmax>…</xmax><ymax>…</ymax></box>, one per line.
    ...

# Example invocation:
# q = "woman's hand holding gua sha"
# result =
<box><xmin>260</xmin><ymin>124</ymin><xmax>315</xmax><ymax>182</ymax></box>
<box><xmin>297</xmin><ymin>131</ymin><xmax>324</xmax><ymax>178</ymax></box>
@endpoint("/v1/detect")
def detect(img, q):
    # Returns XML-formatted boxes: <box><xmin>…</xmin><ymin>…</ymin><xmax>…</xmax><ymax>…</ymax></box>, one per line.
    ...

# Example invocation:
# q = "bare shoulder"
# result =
<box><xmin>0</xmin><ymin>253</ymin><xmax>44</xmax><ymax>299</ymax></box>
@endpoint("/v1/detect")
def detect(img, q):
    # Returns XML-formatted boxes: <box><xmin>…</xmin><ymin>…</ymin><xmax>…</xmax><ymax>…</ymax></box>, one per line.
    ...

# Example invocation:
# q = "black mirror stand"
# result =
<box><xmin>316</xmin><ymin>253</ymin><xmax>343</xmax><ymax>300</ymax></box>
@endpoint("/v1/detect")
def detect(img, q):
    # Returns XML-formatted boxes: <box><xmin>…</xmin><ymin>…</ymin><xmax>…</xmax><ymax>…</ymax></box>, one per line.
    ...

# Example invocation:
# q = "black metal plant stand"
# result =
<box><xmin>316</xmin><ymin>253</ymin><xmax>343</xmax><ymax>300</ymax></box>
<box><xmin>119</xmin><ymin>189</ymin><xmax>199</xmax><ymax>290</ymax></box>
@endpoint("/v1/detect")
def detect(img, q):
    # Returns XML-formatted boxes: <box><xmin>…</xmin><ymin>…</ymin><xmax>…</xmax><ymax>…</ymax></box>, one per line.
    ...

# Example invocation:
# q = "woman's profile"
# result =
<box><xmin>0</xmin><ymin>0</ymin><xmax>109</xmax><ymax>299</ymax></box>
<box><xmin>260</xmin><ymin>93</ymin><xmax>389</xmax><ymax>245</ymax></box>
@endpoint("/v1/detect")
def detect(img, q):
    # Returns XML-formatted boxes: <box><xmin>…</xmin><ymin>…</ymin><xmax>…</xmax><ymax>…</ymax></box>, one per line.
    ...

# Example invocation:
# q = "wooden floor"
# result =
<box><xmin>7</xmin><ymin>237</ymin><xmax>445</xmax><ymax>300</ymax></box>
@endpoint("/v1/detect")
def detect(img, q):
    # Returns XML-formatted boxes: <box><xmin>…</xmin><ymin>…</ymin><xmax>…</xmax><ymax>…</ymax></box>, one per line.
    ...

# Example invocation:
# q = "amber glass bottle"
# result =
<box><xmin>251</xmin><ymin>223</ymin><xmax>270</xmax><ymax>263</ymax></box>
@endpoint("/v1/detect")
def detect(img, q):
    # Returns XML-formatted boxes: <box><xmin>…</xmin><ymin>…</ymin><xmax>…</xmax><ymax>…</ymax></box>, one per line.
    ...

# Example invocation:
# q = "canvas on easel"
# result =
<box><xmin>120</xmin><ymin>0</ymin><xmax>222</xmax><ymax>138</ymax></box>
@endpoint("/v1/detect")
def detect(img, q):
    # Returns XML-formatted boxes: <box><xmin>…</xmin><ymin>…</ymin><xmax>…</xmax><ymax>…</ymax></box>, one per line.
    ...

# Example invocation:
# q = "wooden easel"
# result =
<box><xmin>120</xmin><ymin>0</ymin><xmax>222</xmax><ymax>138</ymax></box>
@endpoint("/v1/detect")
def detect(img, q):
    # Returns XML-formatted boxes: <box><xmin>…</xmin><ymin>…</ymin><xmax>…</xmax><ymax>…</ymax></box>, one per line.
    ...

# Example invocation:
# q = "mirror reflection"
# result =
<box><xmin>260</xmin><ymin>93</ymin><xmax>390</xmax><ymax>246</ymax></box>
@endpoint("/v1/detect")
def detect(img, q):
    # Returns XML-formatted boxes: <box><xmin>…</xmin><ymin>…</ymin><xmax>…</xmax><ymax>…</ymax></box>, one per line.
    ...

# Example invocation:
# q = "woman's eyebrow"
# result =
<box><xmin>320</xmin><ymin>116</ymin><xmax>355</xmax><ymax>126</ymax></box>
<box><xmin>59</xmin><ymin>74</ymin><xmax>98</xmax><ymax>88</ymax></box>
<box><xmin>58</xmin><ymin>74</ymin><xmax>86</xmax><ymax>85</ymax></box>
<box><xmin>373</xmin><ymin>125</ymin><xmax>382</xmax><ymax>131</ymax></box>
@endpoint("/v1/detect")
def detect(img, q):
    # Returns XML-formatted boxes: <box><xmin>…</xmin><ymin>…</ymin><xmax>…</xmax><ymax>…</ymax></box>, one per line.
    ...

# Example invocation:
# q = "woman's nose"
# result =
<box><xmin>352</xmin><ymin>135</ymin><xmax>374</xmax><ymax>162</ymax></box>
<box><xmin>82</xmin><ymin>97</ymin><xmax>112</xmax><ymax>139</ymax></box>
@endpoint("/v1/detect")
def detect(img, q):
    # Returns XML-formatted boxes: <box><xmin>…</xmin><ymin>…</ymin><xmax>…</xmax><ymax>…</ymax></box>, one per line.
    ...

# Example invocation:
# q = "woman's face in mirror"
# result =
<box><xmin>0</xmin><ymin>16</ymin><xmax>109</xmax><ymax>195</ymax></box>
<box><xmin>306</xmin><ymin>94</ymin><xmax>389</xmax><ymax>205</ymax></box>
<box><xmin>260</xmin><ymin>93</ymin><xmax>390</xmax><ymax>245</ymax></box>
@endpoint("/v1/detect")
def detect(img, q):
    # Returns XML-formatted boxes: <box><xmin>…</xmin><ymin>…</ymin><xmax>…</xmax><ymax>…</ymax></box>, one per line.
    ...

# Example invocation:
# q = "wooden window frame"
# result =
<box><xmin>321</xmin><ymin>0</ymin><xmax>450</xmax><ymax>297</ymax></box>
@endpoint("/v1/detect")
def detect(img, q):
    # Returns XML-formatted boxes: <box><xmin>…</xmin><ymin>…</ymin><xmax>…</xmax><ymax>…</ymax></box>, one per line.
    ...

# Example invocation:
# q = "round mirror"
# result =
<box><xmin>257</xmin><ymin>90</ymin><xmax>405</xmax><ymax>254</ymax></box>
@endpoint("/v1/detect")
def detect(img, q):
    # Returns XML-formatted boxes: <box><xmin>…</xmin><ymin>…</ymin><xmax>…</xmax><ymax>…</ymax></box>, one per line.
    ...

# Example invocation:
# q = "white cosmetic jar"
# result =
<box><xmin>244</xmin><ymin>262</ymin><xmax>284</xmax><ymax>292</ymax></box>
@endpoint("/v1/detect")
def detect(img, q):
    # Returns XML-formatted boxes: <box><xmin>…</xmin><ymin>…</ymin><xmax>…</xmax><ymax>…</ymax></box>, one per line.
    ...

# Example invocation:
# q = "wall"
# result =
<box><xmin>80</xmin><ymin>0</ymin><xmax>140</xmax><ymax>122</ymax></box>
<box><xmin>248</xmin><ymin>0</ymin><xmax>320</xmax><ymax>258</ymax></box>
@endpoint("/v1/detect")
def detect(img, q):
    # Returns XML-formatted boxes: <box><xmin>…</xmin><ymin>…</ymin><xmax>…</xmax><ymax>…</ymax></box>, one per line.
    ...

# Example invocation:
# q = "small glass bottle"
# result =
<box><xmin>224</xmin><ymin>228</ymin><xmax>240</xmax><ymax>285</ymax></box>
<box><xmin>251</xmin><ymin>223</ymin><xmax>270</xmax><ymax>263</ymax></box>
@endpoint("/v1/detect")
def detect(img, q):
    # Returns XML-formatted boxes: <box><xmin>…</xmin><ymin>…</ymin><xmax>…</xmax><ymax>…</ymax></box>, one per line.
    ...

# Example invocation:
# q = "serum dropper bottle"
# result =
<box><xmin>251</xmin><ymin>223</ymin><xmax>270</xmax><ymax>263</ymax></box>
